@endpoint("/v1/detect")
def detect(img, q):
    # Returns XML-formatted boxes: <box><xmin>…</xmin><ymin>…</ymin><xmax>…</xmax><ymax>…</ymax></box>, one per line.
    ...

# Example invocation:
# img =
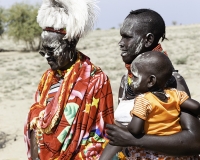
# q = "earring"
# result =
<box><xmin>69</xmin><ymin>51</ymin><xmax>74</xmax><ymax>62</ymax></box>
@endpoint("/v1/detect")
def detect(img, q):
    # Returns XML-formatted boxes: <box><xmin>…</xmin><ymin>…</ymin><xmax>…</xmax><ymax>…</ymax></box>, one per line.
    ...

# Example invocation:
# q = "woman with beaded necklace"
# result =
<box><xmin>104</xmin><ymin>9</ymin><xmax>200</xmax><ymax>159</ymax></box>
<box><xmin>24</xmin><ymin>0</ymin><xmax>114</xmax><ymax>159</ymax></box>
<box><xmin>101</xmin><ymin>51</ymin><xmax>200</xmax><ymax>159</ymax></box>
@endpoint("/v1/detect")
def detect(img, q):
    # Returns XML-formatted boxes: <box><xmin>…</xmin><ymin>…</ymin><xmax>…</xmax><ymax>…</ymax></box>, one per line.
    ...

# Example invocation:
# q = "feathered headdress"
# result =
<box><xmin>37</xmin><ymin>0</ymin><xmax>99</xmax><ymax>40</ymax></box>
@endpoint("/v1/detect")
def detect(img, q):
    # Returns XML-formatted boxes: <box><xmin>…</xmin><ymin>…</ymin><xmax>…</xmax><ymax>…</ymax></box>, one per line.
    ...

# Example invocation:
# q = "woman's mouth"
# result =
<box><xmin>48</xmin><ymin>61</ymin><xmax>55</xmax><ymax>65</ymax></box>
<box><xmin>121</xmin><ymin>51</ymin><xmax>128</xmax><ymax>57</ymax></box>
<box><xmin>47</xmin><ymin>57</ymin><xmax>55</xmax><ymax>65</ymax></box>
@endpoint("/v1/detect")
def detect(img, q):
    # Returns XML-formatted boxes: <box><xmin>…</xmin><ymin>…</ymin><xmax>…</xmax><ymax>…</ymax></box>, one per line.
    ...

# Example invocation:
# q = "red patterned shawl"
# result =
<box><xmin>24</xmin><ymin>52</ymin><xmax>114</xmax><ymax>160</ymax></box>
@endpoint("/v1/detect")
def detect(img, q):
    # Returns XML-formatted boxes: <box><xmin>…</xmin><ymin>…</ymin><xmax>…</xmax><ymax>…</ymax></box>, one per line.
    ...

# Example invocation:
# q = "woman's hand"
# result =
<box><xmin>106</xmin><ymin>124</ymin><xmax>136</xmax><ymax>146</ymax></box>
<box><xmin>106</xmin><ymin>111</ymin><xmax>200</xmax><ymax>156</ymax></box>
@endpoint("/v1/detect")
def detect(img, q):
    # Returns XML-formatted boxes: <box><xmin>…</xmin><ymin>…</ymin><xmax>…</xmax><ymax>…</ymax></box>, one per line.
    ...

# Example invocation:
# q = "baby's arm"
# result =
<box><xmin>127</xmin><ymin>115</ymin><xmax>144</xmax><ymax>135</ymax></box>
<box><xmin>180</xmin><ymin>98</ymin><xmax>200</xmax><ymax>116</ymax></box>
<box><xmin>128</xmin><ymin>96</ymin><xmax>149</xmax><ymax>135</ymax></box>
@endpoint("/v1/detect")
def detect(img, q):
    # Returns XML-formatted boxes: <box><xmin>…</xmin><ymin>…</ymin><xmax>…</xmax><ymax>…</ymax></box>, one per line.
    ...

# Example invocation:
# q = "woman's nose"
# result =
<box><xmin>118</xmin><ymin>39</ymin><xmax>124</xmax><ymax>47</ymax></box>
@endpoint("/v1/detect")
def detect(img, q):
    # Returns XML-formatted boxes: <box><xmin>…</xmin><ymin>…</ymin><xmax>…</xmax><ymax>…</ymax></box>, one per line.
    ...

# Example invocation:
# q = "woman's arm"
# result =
<box><xmin>30</xmin><ymin>130</ymin><xmax>39</xmax><ymax>159</ymax></box>
<box><xmin>118</xmin><ymin>75</ymin><xmax>126</xmax><ymax>104</ymax></box>
<box><xmin>172</xmin><ymin>71</ymin><xmax>191</xmax><ymax>97</ymax></box>
<box><xmin>99</xmin><ymin>144</ymin><xmax>122</xmax><ymax>160</ymax></box>
<box><xmin>106</xmin><ymin>111</ymin><xmax>200</xmax><ymax>156</ymax></box>
<box><xmin>181</xmin><ymin>99</ymin><xmax>200</xmax><ymax>116</ymax></box>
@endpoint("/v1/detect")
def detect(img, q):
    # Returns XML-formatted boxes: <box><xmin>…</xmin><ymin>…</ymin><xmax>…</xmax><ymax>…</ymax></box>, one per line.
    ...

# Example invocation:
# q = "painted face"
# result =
<box><xmin>118</xmin><ymin>16</ymin><xmax>146</xmax><ymax>64</ymax></box>
<box><xmin>39</xmin><ymin>31</ymin><xmax>74</xmax><ymax>71</ymax></box>
<box><xmin>129</xmin><ymin>62</ymin><xmax>149</xmax><ymax>95</ymax></box>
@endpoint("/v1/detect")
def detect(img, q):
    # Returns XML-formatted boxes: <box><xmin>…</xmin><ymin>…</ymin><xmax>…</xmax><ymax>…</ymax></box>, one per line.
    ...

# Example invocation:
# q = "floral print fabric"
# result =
<box><xmin>24</xmin><ymin>52</ymin><xmax>114</xmax><ymax>160</ymax></box>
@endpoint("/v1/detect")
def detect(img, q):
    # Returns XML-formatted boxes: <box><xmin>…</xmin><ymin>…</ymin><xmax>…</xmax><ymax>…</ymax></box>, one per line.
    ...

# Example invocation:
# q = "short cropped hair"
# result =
<box><xmin>132</xmin><ymin>51</ymin><xmax>173</xmax><ymax>88</ymax></box>
<box><xmin>128</xmin><ymin>9</ymin><xmax>166</xmax><ymax>42</ymax></box>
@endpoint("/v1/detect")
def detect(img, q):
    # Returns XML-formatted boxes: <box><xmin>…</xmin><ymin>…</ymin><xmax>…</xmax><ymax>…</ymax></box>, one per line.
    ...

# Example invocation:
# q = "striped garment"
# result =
<box><xmin>46</xmin><ymin>75</ymin><xmax>63</xmax><ymax>104</ymax></box>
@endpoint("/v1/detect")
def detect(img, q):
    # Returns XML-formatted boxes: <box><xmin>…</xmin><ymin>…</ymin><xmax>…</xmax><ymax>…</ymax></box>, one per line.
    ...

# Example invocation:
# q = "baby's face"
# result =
<box><xmin>130</xmin><ymin>62</ymin><xmax>149</xmax><ymax>94</ymax></box>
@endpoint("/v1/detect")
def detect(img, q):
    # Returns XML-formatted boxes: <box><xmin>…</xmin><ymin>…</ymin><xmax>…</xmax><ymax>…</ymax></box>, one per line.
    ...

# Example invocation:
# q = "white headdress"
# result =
<box><xmin>37</xmin><ymin>0</ymin><xmax>99</xmax><ymax>40</ymax></box>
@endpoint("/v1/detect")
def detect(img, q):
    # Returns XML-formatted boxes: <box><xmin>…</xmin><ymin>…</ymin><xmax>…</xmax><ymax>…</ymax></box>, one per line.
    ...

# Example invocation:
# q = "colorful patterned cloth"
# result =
<box><xmin>122</xmin><ymin>147</ymin><xmax>200</xmax><ymax>160</ymax></box>
<box><xmin>24</xmin><ymin>52</ymin><xmax>114</xmax><ymax>160</ymax></box>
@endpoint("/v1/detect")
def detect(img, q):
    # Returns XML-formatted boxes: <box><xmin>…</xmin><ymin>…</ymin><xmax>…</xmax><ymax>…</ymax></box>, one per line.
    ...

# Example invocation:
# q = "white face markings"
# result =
<box><xmin>135</xmin><ymin>37</ymin><xmax>144</xmax><ymax>54</ymax></box>
<box><xmin>137</xmin><ymin>52</ymin><xmax>150</xmax><ymax>61</ymax></box>
<box><xmin>131</xmin><ymin>62</ymin><xmax>142</xmax><ymax>89</ymax></box>
<box><xmin>41</xmin><ymin>31</ymin><xmax>48</xmax><ymax>39</ymax></box>
<box><xmin>50</xmin><ymin>41</ymin><xmax>60</xmax><ymax>48</ymax></box>
<box><xmin>41</xmin><ymin>31</ymin><xmax>61</xmax><ymax>49</ymax></box>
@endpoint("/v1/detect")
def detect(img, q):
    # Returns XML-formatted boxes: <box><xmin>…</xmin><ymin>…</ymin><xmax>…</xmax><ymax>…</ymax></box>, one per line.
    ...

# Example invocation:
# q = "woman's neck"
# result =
<box><xmin>60</xmin><ymin>52</ymin><xmax>78</xmax><ymax>71</ymax></box>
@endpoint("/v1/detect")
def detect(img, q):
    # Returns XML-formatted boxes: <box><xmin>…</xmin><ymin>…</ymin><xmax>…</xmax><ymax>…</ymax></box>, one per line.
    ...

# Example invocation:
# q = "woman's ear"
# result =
<box><xmin>147</xmin><ymin>75</ymin><xmax>156</xmax><ymax>88</ymax></box>
<box><xmin>145</xmin><ymin>33</ymin><xmax>154</xmax><ymax>48</ymax></box>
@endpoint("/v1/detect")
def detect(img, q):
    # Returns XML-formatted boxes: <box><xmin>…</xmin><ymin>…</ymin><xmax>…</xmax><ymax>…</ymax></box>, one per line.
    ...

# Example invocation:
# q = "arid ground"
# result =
<box><xmin>0</xmin><ymin>24</ymin><xmax>200</xmax><ymax>159</ymax></box>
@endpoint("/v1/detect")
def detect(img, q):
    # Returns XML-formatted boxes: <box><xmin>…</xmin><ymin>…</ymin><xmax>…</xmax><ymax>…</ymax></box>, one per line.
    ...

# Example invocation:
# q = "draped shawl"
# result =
<box><xmin>24</xmin><ymin>52</ymin><xmax>114</xmax><ymax>160</ymax></box>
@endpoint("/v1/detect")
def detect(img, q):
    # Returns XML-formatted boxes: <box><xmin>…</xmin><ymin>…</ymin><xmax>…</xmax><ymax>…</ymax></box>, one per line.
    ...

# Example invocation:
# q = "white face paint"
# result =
<box><xmin>47</xmin><ymin>40</ymin><xmax>61</xmax><ymax>49</ymax></box>
<box><xmin>135</xmin><ymin>38</ymin><xmax>144</xmax><ymax>54</ymax></box>
<box><xmin>41</xmin><ymin>31</ymin><xmax>49</xmax><ymax>39</ymax></box>
<box><xmin>41</xmin><ymin>31</ymin><xmax>61</xmax><ymax>49</ymax></box>
<box><xmin>130</xmin><ymin>62</ymin><xmax>142</xmax><ymax>90</ymax></box>
<box><xmin>40</xmin><ymin>31</ymin><xmax>70</xmax><ymax>71</ymax></box>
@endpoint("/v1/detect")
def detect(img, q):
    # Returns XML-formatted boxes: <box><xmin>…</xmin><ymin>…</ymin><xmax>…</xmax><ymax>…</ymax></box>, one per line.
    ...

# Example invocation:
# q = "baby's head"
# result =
<box><xmin>130</xmin><ymin>51</ymin><xmax>173</xmax><ymax>94</ymax></box>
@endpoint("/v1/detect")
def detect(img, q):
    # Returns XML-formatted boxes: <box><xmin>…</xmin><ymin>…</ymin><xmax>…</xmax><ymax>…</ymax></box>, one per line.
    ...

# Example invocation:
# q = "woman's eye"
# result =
<box><xmin>47</xmin><ymin>47</ymin><xmax>54</xmax><ymax>52</ymax></box>
<box><xmin>123</xmin><ymin>35</ymin><xmax>132</xmax><ymax>39</ymax></box>
<box><xmin>39</xmin><ymin>50</ymin><xmax>45</xmax><ymax>57</ymax></box>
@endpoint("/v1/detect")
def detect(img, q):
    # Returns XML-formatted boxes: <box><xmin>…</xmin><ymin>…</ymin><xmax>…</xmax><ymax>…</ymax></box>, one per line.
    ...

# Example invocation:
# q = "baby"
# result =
<box><xmin>100</xmin><ymin>51</ymin><xmax>200</xmax><ymax>160</ymax></box>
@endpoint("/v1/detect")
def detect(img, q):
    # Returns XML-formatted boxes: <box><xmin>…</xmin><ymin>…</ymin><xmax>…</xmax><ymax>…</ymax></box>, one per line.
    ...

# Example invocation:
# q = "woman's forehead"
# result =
<box><xmin>41</xmin><ymin>31</ymin><xmax>64</xmax><ymax>46</ymax></box>
<box><xmin>121</xmin><ymin>18</ymin><xmax>145</xmax><ymax>35</ymax></box>
<box><xmin>42</xmin><ymin>31</ymin><xmax>64</xmax><ymax>41</ymax></box>
<box><xmin>123</xmin><ymin>18</ymin><xmax>137</xmax><ymax>29</ymax></box>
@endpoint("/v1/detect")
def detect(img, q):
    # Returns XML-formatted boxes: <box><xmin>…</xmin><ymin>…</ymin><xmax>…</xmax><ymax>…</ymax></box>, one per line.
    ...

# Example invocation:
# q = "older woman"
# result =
<box><xmin>24</xmin><ymin>0</ymin><xmax>114</xmax><ymax>159</ymax></box>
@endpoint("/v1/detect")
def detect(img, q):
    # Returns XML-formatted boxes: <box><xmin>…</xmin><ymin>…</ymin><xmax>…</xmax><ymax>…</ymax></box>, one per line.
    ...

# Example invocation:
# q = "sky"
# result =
<box><xmin>1</xmin><ymin>0</ymin><xmax>200</xmax><ymax>29</ymax></box>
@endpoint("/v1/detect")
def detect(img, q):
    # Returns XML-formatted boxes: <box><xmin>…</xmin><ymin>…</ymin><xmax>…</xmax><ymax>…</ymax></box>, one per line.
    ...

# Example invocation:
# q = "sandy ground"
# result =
<box><xmin>0</xmin><ymin>24</ymin><xmax>200</xmax><ymax>159</ymax></box>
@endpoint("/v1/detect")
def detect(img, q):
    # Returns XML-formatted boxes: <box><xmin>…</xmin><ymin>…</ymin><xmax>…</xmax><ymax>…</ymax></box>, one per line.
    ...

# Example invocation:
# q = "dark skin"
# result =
<box><xmin>128</xmin><ymin>52</ymin><xmax>200</xmax><ymax>135</ymax></box>
<box><xmin>173</xmin><ymin>71</ymin><xmax>191</xmax><ymax>97</ymax></box>
<box><xmin>39</xmin><ymin>31</ymin><xmax>78</xmax><ymax>71</ymax></box>
<box><xmin>106</xmin><ymin>111</ymin><xmax>200</xmax><ymax>155</ymax></box>
<box><xmin>104</xmin><ymin>14</ymin><xmax>200</xmax><ymax>157</ymax></box>
<box><xmin>101</xmin><ymin>52</ymin><xmax>200</xmax><ymax>159</ymax></box>
<box><xmin>30</xmin><ymin>31</ymin><xmax>79</xmax><ymax>159</ymax></box>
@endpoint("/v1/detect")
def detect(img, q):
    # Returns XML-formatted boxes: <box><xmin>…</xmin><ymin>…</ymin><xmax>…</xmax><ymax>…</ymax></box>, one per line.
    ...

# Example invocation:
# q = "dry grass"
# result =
<box><xmin>0</xmin><ymin>24</ymin><xmax>200</xmax><ymax>159</ymax></box>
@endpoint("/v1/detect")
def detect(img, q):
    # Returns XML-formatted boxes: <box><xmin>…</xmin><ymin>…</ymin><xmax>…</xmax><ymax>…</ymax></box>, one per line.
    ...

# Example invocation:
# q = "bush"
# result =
<box><xmin>175</xmin><ymin>56</ymin><xmax>188</xmax><ymax>65</ymax></box>
<box><xmin>6</xmin><ymin>3</ymin><xmax>42</xmax><ymax>51</ymax></box>
<box><xmin>0</xmin><ymin>7</ymin><xmax>5</xmax><ymax>37</ymax></box>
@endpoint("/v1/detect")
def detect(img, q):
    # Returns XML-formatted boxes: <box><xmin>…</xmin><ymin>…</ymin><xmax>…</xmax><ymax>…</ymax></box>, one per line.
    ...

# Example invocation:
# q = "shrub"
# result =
<box><xmin>6</xmin><ymin>3</ymin><xmax>42</xmax><ymax>51</ymax></box>
<box><xmin>0</xmin><ymin>7</ymin><xmax>5</xmax><ymax>37</ymax></box>
<box><xmin>175</xmin><ymin>56</ymin><xmax>188</xmax><ymax>65</ymax></box>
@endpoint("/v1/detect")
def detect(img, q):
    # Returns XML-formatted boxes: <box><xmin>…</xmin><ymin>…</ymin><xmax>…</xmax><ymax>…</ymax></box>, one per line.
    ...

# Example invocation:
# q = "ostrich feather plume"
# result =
<box><xmin>37</xmin><ymin>0</ymin><xmax>99</xmax><ymax>40</ymax></box>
